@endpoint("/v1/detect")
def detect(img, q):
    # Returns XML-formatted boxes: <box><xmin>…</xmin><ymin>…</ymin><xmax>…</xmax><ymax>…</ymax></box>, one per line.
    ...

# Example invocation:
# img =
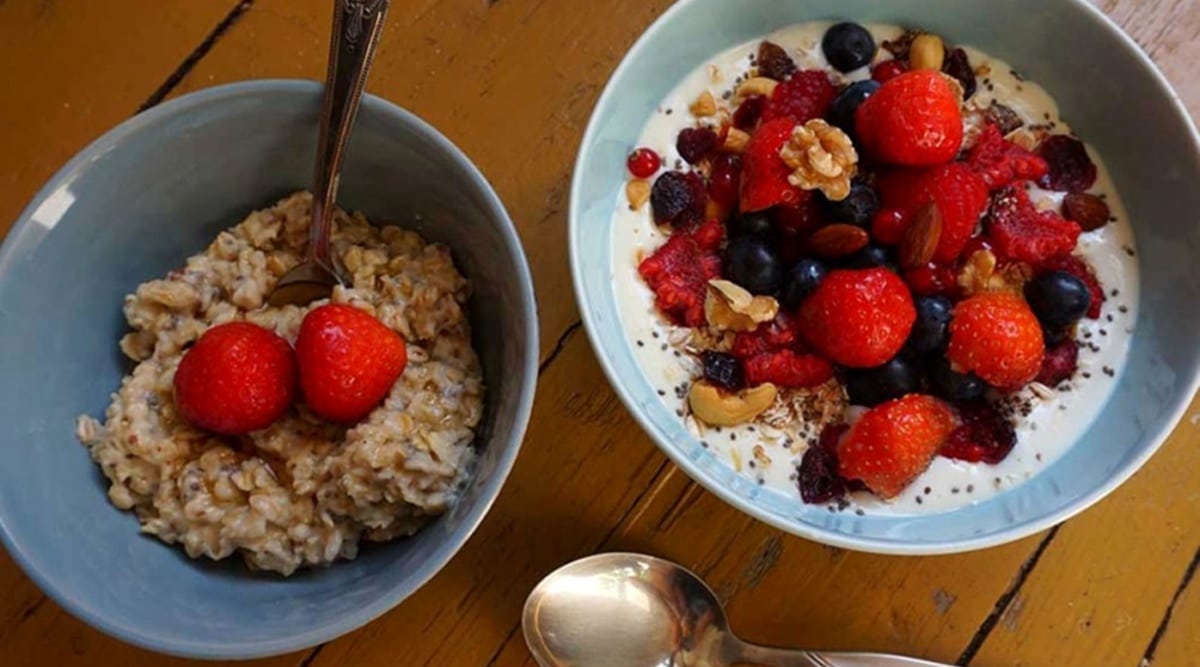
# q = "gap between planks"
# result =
<box><xmin>1140</xmin><ymin>545</ymin><xmax>1200</xmax><ymax>666</ymax></box>
<box><xmin>137</xmin><ymin>0</ymin><xmax>254</xmax><ymax>112</ymax></box>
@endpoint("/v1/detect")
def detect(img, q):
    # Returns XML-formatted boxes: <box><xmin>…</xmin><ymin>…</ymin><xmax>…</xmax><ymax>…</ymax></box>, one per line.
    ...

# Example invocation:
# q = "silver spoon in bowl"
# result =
<box><xmin>523</xmin><ymin>553</ymin><xmax>953</xmax><ymax>667</ymax></box>
<box><xmin>269</xmin><ymin>0</ymin><xmax>391</xmax><ymax>307</ymax></box>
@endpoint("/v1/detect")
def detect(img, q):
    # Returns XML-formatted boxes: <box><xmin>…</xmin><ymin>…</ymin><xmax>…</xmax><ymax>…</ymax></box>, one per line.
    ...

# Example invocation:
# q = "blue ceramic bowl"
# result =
<box><xmin>0</xmin><ymin>80</ymin><xmax>537</xmax><ymax>658</ymax></box>
<box><xmin>571</xmin><ymin>0</ymin><xmax>1200</xmax><ymax>554</ymax></box>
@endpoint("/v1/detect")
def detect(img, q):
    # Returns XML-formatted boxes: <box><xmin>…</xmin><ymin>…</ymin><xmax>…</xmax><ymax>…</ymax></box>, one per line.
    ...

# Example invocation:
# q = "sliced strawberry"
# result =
<box><xmin>744</xmin><ymin>349</ymin><xmax>834</xmax><ymax>388</ymax></box>
<box><xmin>838</xmin><ymin>395</ymin><xmax>958</xmax><ymax>498</ymax></box>
<box><xmin>740</xmin><ymin>118</ymin><xmax>804</xmax><ymax>212</ymax></box>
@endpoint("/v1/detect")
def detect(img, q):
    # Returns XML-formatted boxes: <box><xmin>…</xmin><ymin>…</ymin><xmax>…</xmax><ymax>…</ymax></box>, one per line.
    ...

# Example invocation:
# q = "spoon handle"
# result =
<box><xmin>737</xmin><ymin>644</ymin><xmax>952</xmax><ymax>667</ymax></box>
<box><xmin>310</xmin><ymin>0</ymin><xmax>391</xmax><ymax>266</ymax></box>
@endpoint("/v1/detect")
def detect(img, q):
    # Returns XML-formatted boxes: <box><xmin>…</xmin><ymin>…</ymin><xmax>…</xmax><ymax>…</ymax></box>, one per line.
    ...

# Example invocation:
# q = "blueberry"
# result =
<box><xmin>926</xmin><ymin>357</ymin><xmax>986</xmax><ymax>403</ymax></box>
<box><xmin>828</xmin><ymin>80</ymin><xmax>881</xmax><ymax>135</ymax></box>
<box><xmin>729</xmin><ymin>210</ymin><xmax>773</xmax><ymax>238</ymax></box>
<box><xmin>844</xmin><ymin>357</ymin><xmax>920</xmax><ymax>407</ymax></box>
<box><xmin>907</xmin><ymin>296</ymin><xmax>954</xmax><ymax>354</ymax></box>
<box><xmin>779</xmin><ymin>259</ymin><xmax>827</xmax><ymax>309</ymax></box>
<box><xmin>702</xmin><ymin>352</ymin><xmax>745</xmax><ymax>391</ymax></box>
<box><xmin>840</xmin><ymin>243</ymin><xmax>897</xmax><ymax>272</ymax></box>
<box><xmin>820</xmin><ymin>182</ymin><xmax>879</xmax><ymax>226</ymax></box>
<box><xmin>724</xmin><ymin>236</ymin><xmax>783</xmax><ymax>295</ymax></box>
<box><xmin>822</xmin><ymin>22</ymin><xmax>876</xmax><ymax>72</ymax></box>
<box><xmin>1025</xmin><ymin>271</ymin><xmax>1092</xmax><ymax>329</ymax></box>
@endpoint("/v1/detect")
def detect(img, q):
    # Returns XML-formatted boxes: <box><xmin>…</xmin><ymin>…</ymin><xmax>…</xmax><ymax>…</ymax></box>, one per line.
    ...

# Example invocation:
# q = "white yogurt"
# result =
<box><xmin>610</xmin><ymin>22</ymin><xmax>1140</xmax><ymax>515</ymax></box>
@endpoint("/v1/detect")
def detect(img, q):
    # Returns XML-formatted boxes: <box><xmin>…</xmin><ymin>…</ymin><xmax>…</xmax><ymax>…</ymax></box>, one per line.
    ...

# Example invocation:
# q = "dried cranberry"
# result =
<box><xmin>650</xmin><ymin>171</ymin><xmax>707</xmax><ymax>226</ymax></box>
<box><xmin>626</xmin><ymin>147</ymin><xmax>661</xmax><ymax>178</ymax></box>
<box><xmin>733</xmin><ymin>95</ymin><xmax>765</xmax><ymax>131</ymax></box>
<box><xmin>941</xmin><ymin>402</ymin><xmax>1017</xmax><ymax>464</ymax></box>
<box><xmin>757</xmin><ymin>40</ymin><xmax>797</xmax><ymax>81</ymax></box>
<box><xmin>1035</xmin><ymin>339</ymin><xmax>1079</xmax><ymax>387</ymax></box>
<box><xmin>677</xmin><ymin>127</ymin><xmax>719</xmax><ymax>165</ymax></box>
<box><xmin>702</xmin><ymin>351</ymin><xmax>745</xmax><ymax>391</ymax></box>
<box><xmin>708</xmin><ymin>154</ymin><xmax>743</xmax><ymax>209</ymax></box>
<box><xmin>942</xmin><ymin>48</ymin><xmax>977</xmax><ymax>99</ymax></box>
<box><xmin>1037</xmin><ymin>135</ymin><xmax>1097</xmax><ymax>193</ymax></box>
<box><xmin>798</xmin><ymin>444</ymin><xmax>846</xmax><ymax>503</ymax></box>
<box><xmin>818</xmin><ymin>423</ymin><xmax>849</xmax><ymax>454</ymax></box>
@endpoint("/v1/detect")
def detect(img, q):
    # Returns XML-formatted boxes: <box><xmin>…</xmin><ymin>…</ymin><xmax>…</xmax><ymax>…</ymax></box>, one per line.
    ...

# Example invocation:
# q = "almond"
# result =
<box><xmin>900</xmin><ymin>202</ymin><xmax>943</xmax><ymax>269</ymax></box>
<box><xmin>809</xmin><ymin>224</ymin><xmax>869</xmax><ymax>259</ymax></box>
<box><xmin>1062</xmin><ymin>192</ymin><xmax>1110</xmax><ymax>231</ymax></box>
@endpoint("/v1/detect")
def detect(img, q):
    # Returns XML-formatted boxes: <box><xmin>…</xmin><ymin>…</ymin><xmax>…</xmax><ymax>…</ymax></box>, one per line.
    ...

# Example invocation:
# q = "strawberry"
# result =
<box><xmin>638</xmin><ymin>221</ymin><xmax>723</xmax><ymax>327</ymax></box>
<box><xmin>855</xmin><ymin>70</ymin><xmax>964</xmax><ymax>166</ymax></box>
<box><xmin>965</xmin><ymin>123</ymin><xmax>1049</xmax><ymax>191</ymax></box>
<box><xmin>876</xmin><ymin>162</ymin><xmax>989</xmax><ymax>262</ymax></box>
<box><xmin>984</xmin><ymin>186</ymin><xmax>1082</xmax><ymax>264</ymax></box>
<box><xmin>760</xmin><ymin>70</ymin><xmax>836</xmax><ymax>124</ymax></box>
<box><xmin>173</xmin><ymin>322</ymin><xmax>297</xmax><ymax>435</ymax></box>
<box><xmin>740</xmin><ymin>118</ymin><xmax>804</xmax><ymax>212</ymax></box>
<box><xmin>947</xmin><ymin>291</ymin><xmax>1045</xmax><ymax>390</ymax></box>
<box><xmin>798</xmin><ymin>268</ymin><xmax>916</xmax><ymax>368</ymax></box>
<box><xmin>837</xmin><ymin>394</ymin><xmax>957</xmax><ymax>498</ymax></box>
<box><xmin>1036</xmin><ymin>253</ymin><xmax>1104</xmax><ymax>319</ymax></box>
<box><xmin>744</xmin><ymin>349</ymin><xmax>834</xmax><ymax>388</ymax></box>
<box><xmin>295</xmin><ymin>304</ymin><xmax>409</xmax><ymax>423</ymax></box>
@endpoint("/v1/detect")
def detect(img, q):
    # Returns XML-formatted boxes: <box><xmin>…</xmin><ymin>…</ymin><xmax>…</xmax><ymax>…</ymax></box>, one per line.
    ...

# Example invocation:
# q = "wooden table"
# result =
<box><xmin>2</xmin><ymin>1</ymin><xmax>1199</xmax><ymax>665</ymax></box>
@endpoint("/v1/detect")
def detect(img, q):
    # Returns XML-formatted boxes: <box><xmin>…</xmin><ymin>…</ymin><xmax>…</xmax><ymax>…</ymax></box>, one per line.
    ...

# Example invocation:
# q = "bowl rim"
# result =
<box><xmin>568</xmin><ymin>0</ymin><xmax>1200</xmax><ymax>555</ymax></box>
<box><xmin>0</xmin><ymin>78</ymin><xmax>539</xmax><ymax>659</ymax></box>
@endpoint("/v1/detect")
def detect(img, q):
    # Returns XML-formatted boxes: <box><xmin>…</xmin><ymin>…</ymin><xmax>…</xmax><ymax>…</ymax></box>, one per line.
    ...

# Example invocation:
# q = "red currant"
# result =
<box><xmin>626</xmin><ymin>147</ymin><xmax>661</xmax><ymax>178</ymax></box>
<box><xmin>708</xmin><ymin>153</ymin><xmax>742</xmax><ymax>209</ymax></box>
<box><xmin>871</xmin><ymin>59</ymin><xmax>908</xmax><ymax>83</ymax></box>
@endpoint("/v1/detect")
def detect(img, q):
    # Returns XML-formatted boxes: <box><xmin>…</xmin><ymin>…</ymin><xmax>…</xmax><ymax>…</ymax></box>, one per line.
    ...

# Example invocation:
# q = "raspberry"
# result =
<box><xmin>731</xmin><ymin>312</ymin><xmax>800</xmax><ymax>359</ymax></box>
<box><xmin>637</xmin><ymin>223</ymin><xmax>723</xmax><ymax>327</ymax></box>
<box><xmin>740</xmin><ymin>118</ymin><xmax>805</xmax><ymax>212</ymax></box>
<box><xmin>798</xmin><ymin>443</ymin><xmax>845</xmax><ymax>503</ymax></box>
<box><xmin>761</xmin><ymin>70</ymin><xmax>836</xmax><ymax>124</ymax></box>
<box><xmin>985</xmin><ymin>186</ymin><xmax>1082</xmax><ymax>264</ymax></box>
<box><xmin>943</xmin><ymin>48</ymin><xmax>977</xmax><ymax>99</ymax></box>
<box><xmin>677</xmin><ymin>127</ymin><xmax>719</xmax><ymax>165</ymax></box>
<box><xmin>757</xmin><ymin>40</ymin><xmax>797</xmax><ymax>81</ymax></box>
<box><xmin>1037</xmin><ymin>254</ymin><xmax>1105</xmax><ymax>319</ymax></box>
<box><xmin>876</xmin><ymin>163</ymin><xmax>989</xmax><ymax>262</ymax></box>
<box><xmin>1037</xmin><ymin>135</ymin><xmax>1097</xmax><ymax>193</ymax></box>
<box><xmin>744</xmin><ymin>349</ymin><xmax>834</xmax><ymax>388</ymax></box>
<box><xmin>838</xmin><ymin>395</ymin><xmax>957</xmax><ymax>498</ymax></box>
<box><xmin>1036</xmin><ymin>339</ymin><xmax>1080</xmax><ymax>387</ymax></box>
<box><xmin>855</xmin><ymin>70</ymin><xmax>964</xmax><ymax>166</ymax></box>
<box><xmin>651</xmin><ymin>171</ymin><xmax>707</xmax><ymax>226</ymax></box>
<box><xmin>708</xmin><ymin>154</ymin><xmax>742</xmax><ymax>209</ymax></box>
<box><xmin>798</xmin><ymin>268</ymin><xmax>916</xmax><ymax>368</ymax></box>
<box><xmin>871</xmin><ymin>59</ymin><xmax>908</xmax><ymax>83</ymax></box>
<box><xmin>948</xmin><ymin>291</ymin><xmax>1045</xmax><ymax>390</ymax></box>
<box><xmin>966</xmin><ymin>123</ymin><xmax>1049</xmax><ymax>190</ymax></box>
<box><xmin>940</xmin><ymin>402</ymin><xmax>1016</xmax><ymax>464</ymax></box>
<box><xmin>733</xmin><ymin>95</ymin><xmax>766</xmax><ymax>131</ymax></box>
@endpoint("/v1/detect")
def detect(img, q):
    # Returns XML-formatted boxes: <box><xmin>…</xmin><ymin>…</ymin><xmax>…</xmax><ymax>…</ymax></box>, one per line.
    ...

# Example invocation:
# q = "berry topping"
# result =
<box><xmin>1036</xmin><ymin>254</ymin><xmax>1105</xmax><ymax>319</ymax></box>
<box><xmin>757</xmin><ymin>40</ymin><xmax>798</xmax><ymax>81</ymax></box>
<box><xmin>827</xmin><ymin>80</ymin><xmax>881</xmax><ymax>136</ymax></box>
<box><xmin>940</xmin><ymin>401</ymin><xmax>1017</xmax><ymax>464</ymax></box>
<box><xmin>1024</xmin><ymin>270</ymin><xmax>1092</xmax><ymax>329</ymax></box>
<box><xmin>845</xmin><ymin>356</ymin><xmax>921</xmax><ymax>407</ymax></box>
<box><xmin>651</xmin><ymin>171</ymin><xmax>708</xmax><ymax>226</ymax></box>
<box><xmin>173</xmin><ymin>322</ymin><xmax>297</xmax><ymax>435</ymax></box>
<box><xmin>904</xmin><ymin>262</ymin><xmax>959</xmax><ymax>298</ymax></box>
<box><xmin>947</xmin><ymin>291</ymin><xmax>1045</xmax><ymax>390</ymax></box>
<box><xmin>798</xmin><ymin>268</ymin><xmax>916</xmax><ymax>368</ymax></box>
<box><xmin>855</xmin><ymin>70</ymin><xmax>964</xmax><ymax>166</ymax></box>
<box><xmin>870</xmin><ymin>207</ymin><xmax>909</xmax><ymax>245</ymax></box>
<box><xmin>779</xmin><ymin>258</ymin><xmax>827</xmax><ymax>309</ymax></box>
<box><xmin>1037</xmin><ymin>135</ymin><xmax>1098</xmax><ymax>193</ymax></box>
<box><xmin>907</xmin><ymin>295</ymin><xmax>954</xmax><ymax>355</ymax></box>
<box><xmin>798</xmin><ymin>441</ymin><xmax>846</xmax><ymax>504</ymax></box>
<box><xmin>942</xmin><ymin>47</ymin><xmax>977</xmax><ymax>99</ymax></box>
<box><xmin>744</xmin><ymin>349</ymin><xmax>835</xmax><ymax>388</ymax></box>
<box><xmin>925</xmin><ymin>357</ymin><xmax>987</xmax><ymax>403</ymax></box>
<box><xmin>820</xmin><ymin>181</ymin><xmax>879</xmax><ymax>226</ymax></box>
<box><xmin>984</xmin><ymin>186</ymin><xmax>1081</xmax><ymax>264</ymax></box>
<box><xmin>740</xmin><ymin>118</ymin><xmax>806</xmax><ymax>212</ymax></box>
<box><xmin>724</xmin><ymin>235</ymin><xmax>784</xmax><ymax>295</ymax></box>
<box><xmin>837</xmin><ymin>394</ymin><xmax>957</xmax><ymax>498</ymax></box>
<box><xmin>708</xmin><ymin>153</ymin><xmax>743</xmax><ymax>209</ymax></box>
<box><xmin>677</xmin><ymin>126</ymin><xmax>719</xmax><ymax>165</ymax></box>
<box><xmin>1036</xmin><ymin>339</ymin><xmax>1080</xmax><ymax>388</ymax></box>
<box><xmin>638</xmin><ymin>223</ymin><xmax>723</xmax><ymax>326</ymax></box>
<box><xmin>761</xmin><ymin>70</ymin><xmax>837</xmax><ymax>124</ymax></box>
<box><xmin>626</xmin><ymin>147</ymin><xmax>661</xmax><ymax>179</ymax></box>
<box><xmin>965</xmin><ymin>123</ymin><xmax>1049</xmax><ymax>191</ymax></box>
<box><xmin>871</xmin><ymin>59</ymin><xmax>908</xmax><ymax>83</ymax></box>
<box><xmin>702</xmin><ymin>351</ymin><xmax>746</xmax><ymax>391</ymax></box>
<box><xmin>877</xmin><ymin>162</ymin><xmax>989</xmax><ymax>262</ymax></box>
<box><xmin>295</xmin><ymin>304</ymin><xmax>408</xmax><ymax>424</ymax></box>
<box><xmin>822</xmin><ymin>22</ymin><xmax>877</xmax><ymax>72</ymax></box>
<box><xmin>731</xmin><ymin>312</ymin><xmax>799</xmax><ymax>359</ymax></box>
<box><xmin>733</xmin><ymin>95</ymin><xmax>766</xmax><ymax>131</ymax></box>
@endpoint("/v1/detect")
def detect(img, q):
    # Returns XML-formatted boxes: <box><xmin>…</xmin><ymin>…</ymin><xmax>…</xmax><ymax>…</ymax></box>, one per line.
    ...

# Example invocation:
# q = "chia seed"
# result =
<box><xmin>652</xmin><ymin>331</ymin><xmax>659</xmax><ymax>338</ymax></box>
<box><xmin>637</xmin><ymin>340</ymin><xmax>644</xmax><ymax>347</ymax></box>
<box><xmin>700</xmin><ymin>440</ymin><xmax>710</xmax><ymax>449</ymax></box>
<box><xmin>924</xmin><ymin>487</ymin><xmax>932</xmax><ymax>495</ymax></box>
<box><xmin>952</xmin><ymin>487</ymin><xmax>960</xmax><ymax>494</ymax></box>
<box><xmin>967</xmin><ymin>484</ymin><xmax>975</xmax><ymax>493</ymax></box>
<box><xmin>1106</xmin><ymin>314</ymin><xmax>1114</xmax><ymax>323</ymax></box>
<box><xmin>664</xmin><ymin>108</ymin><xmax>673</xmax><ymax>115</ymax></box>
<box><xmin>657</xmin><ymin>389</ymin><xmax>666</xmax><ymax>396</ymax></box>
<box><xmin>1111</xmin><ymin>288</ymin><xmax>1120</xmax><ymax>297</ymax></box>
<box><xmin>661</xmin><ymin>343</ymin><xmax>668</xmax><ymax>351</ymax></box>
<box><xmin>1103</xmin><ymin>366</ymin><xmax>1115</xmax><ymax>377</ymax></box>
<box><xmin>1119</xmin><ymin>305</ymin><xmax>1128</xmax><ymax>313</ymax></box>
<box><xmin>916</xmin><ymin>496</ymin><xmax>924</xmax><ymax>504</ymax></box>
<box><xmin>855</xmin><ymin>509</ymin><xmax>865</xmax><ymax>516</ymax></box>
<box><xmin>1036</xmin><ymin>453</ymin><xmax>1043</xmax><ymax>461</ymax></box>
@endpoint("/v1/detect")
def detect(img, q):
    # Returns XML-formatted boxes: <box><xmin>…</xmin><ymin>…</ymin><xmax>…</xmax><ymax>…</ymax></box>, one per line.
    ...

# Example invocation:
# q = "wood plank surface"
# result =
<box><xmin>0</xmin><ymin>1</ymin><xmax>1198</xmax><ymax>666</ymax></box>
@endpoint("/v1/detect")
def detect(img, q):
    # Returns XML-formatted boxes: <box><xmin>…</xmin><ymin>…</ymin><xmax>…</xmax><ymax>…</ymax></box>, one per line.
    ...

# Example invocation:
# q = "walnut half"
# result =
<box><xmin>779</xmin><ymin>119</ymin><xmax>858</xmax><ymax>201</ymax></box>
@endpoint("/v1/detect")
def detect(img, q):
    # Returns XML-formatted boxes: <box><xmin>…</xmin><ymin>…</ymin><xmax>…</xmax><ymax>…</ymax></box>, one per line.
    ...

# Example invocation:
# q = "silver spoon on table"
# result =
<box><xmin>269</xmin><ymin>0</ymin><xmax>391</xmax><ymax>307</ymax></box>
<box><xmin>523</xmin><ymin>553</ymin><xmax>952</xmax><ymax>667</ymax></box>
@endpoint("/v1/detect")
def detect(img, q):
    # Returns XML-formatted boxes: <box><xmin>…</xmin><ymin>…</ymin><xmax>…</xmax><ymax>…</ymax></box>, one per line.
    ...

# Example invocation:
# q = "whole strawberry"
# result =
<box><xmin>837</xmin><ymin>394</ymin><xmax>957</xmax><ymax>498</ymax></box>
<box><xmin>295</xmin><ymin>304</ymin><xmax>408</xmax><ymax>423</ymax></box>
<box><xmin>855</xmin><ymin>70</ymin><xmax>964</xmax><ymax>166</ymax></box>
<box><xmin>173</xmin><ymin>322</ymin><xmax>297</xmax><ymax>435</ymax></box>
<box><xmin>947</xmin><ymin>291</ymin><xmax>1045</xmax><ymax>390</ymax></box>
<box><xmin>877</xmin><ymin>162</ymin><xmax>989</xmax><ymax>263</ymax></box>
<box><xmin>798</xmin><ymin>268</ymin><xmax>916</xmax><ymax>368</ymax></box>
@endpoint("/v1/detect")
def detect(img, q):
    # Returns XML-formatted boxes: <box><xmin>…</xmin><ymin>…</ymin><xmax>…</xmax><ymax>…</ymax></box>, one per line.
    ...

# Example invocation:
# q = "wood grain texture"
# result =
<box><xmin>0</xmin><ymin>0</ymin><xmax>1198</xmax><ymax>665</ymax></box>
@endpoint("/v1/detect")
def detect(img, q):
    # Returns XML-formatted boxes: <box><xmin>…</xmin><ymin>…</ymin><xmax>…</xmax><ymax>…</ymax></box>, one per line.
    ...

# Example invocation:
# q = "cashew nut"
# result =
<box><xmin>689</xmin><ymin>90</ymin><xmax>718</xmax><ymax>117</ymax></box>
<box><xmin>735</xmin><ymin>76</ymin><xmax>779</xmax><ymax>102</ymax></box>
<box><xmin>625</xmin><ymin>178</ymin><xmax>651</xmax><ymax>210</ymax></box>
<box><xmin>688</xmin><ymin>381</ymin><xmax>778</xmax><ymax>427</ymax></box>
